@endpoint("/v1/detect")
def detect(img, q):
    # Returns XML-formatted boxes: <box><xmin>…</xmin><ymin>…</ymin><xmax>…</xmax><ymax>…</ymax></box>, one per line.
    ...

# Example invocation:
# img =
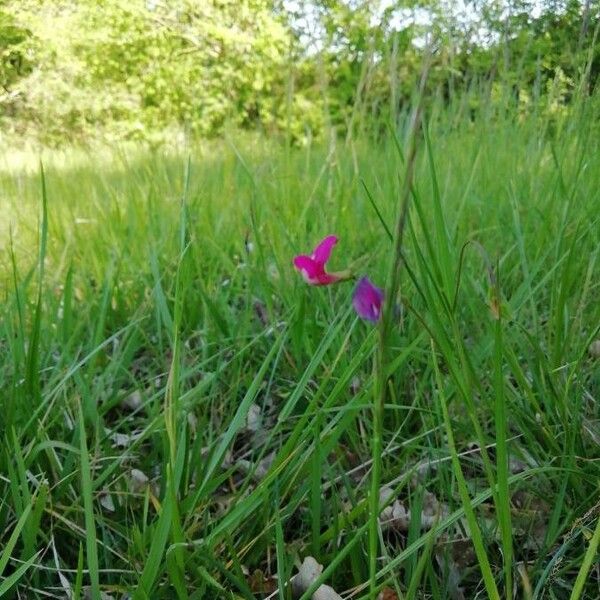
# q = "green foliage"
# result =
<box><xmin>0</xmin><ymin>7</ymin><xmax>35</xmax><ymax>122</ymax></box>
<box><xmin>1</xmin><ymin>0</ymin><xmax>300</xmax><ymax>144</ymax></box>
<box><xmin>0</xmin><ymin>9</ymin><xmax>33</xmax><ymax>86</ymax></box>
<box><xmin>0</xmin><ymin>1</ymin><xmax>599</xmax><ymax>145</ymax></box>
<box><xmin>76</xmin><ymin>1</ymin><xmax>291</xmax><ymax>135</ymax></box>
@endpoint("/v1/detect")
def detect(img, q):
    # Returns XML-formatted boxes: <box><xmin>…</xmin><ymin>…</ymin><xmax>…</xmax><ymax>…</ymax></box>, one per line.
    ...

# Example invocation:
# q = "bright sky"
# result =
<box><xmin>284</xmin><ymin>0</ymin><xmax>549</xmax><ymax>51</ymax></box>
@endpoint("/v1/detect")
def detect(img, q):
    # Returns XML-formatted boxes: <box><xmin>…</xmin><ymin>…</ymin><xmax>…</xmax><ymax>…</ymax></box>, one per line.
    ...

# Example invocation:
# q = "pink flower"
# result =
<box><xmin>293</xmin><ymin>235</ymin><xmax>350</xmax><ymax>286</ymax></box>
<box><xmin>352</xmin><ymin>277</ymin><xmax>384</xmax><ymax>322</ymax></box>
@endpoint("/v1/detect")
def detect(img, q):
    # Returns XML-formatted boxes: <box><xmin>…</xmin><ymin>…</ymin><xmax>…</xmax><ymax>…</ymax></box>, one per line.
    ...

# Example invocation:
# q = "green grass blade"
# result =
<box><xmin>432</xmin><ymin>342</ymin><xmax>500</xmax><ymax>600</ymax></box>
<box><xmin>569</xmin><ymin>516</ymin><xmax>600</xmax><ymax>600</ymax></box>
<box><xmin>492</xmin><ymin>267</ymin><xmax>513</xmax><ymax>597</ymax></box>
<box><xmin>0</xmin><ymin>501</ymin><xmax>33</xmax><ymax>579</ymax></box>
<box><xmin>78</xmin><ymin>405</ymin><xmax>100</xmax><ymax>600</ymax></box>
<box><xmin>0</xmin><ymin>551</ymin><xmax>41</xmax><ymax>597</ymax></box>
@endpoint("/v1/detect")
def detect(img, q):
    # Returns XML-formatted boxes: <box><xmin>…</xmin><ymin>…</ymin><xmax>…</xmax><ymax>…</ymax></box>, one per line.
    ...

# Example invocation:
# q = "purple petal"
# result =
<box><xmin>352</xmin><ymin>277</ymin><xmax>384</xmax><ymax>322</ymax></box>
<box><xmin>311</xmin><ymin>235</ymin><xmax>338</xmax><ymax>265</ymax></box>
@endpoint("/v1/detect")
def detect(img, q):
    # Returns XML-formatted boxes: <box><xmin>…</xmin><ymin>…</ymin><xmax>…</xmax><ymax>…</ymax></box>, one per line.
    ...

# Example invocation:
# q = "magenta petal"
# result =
<box><xmin>293</xmin><ymin>255</ymin><xmax>323</xmax><ymax>285</ymax></box>
<box><xmin>352</xmin><ymin>277</ymin><xmax>384</xmax><ymax>322</ymax></box>
<box><xmin>294</xmin><ymin>235</ymin><xmax>344</xmax><ymax>286</ymax></box>
<box><xmin>311</xmin><ymin>235</ymin><xmax>338</xmax><ymax>265</ymax></box>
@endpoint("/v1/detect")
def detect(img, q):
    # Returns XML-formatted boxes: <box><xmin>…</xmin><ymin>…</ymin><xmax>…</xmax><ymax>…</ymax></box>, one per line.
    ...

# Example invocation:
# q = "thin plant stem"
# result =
<box><xmin>369</xmin><ymin>53</ymin><xmax>431</xmax><ymax>596</ymax></box>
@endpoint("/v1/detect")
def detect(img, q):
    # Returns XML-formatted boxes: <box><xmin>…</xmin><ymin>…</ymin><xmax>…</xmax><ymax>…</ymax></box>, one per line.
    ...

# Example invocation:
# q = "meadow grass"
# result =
<box><xmin>1</xmin><ymin>103</ymin><xmax>599</xmax><ymax>599</ymax></box>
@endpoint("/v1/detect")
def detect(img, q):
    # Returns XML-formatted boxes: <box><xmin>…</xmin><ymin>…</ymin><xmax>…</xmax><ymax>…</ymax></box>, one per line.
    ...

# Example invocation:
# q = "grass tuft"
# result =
<box><xmin>0</xmin><ymin>99</ymin><xmax>599</xmax><ymax>598</ymax></box>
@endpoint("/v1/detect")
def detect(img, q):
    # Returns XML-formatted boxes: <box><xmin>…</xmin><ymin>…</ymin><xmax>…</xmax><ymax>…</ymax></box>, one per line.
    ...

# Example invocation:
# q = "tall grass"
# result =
<box><xmin>0</xmin><ymin>96</ymin><xmax>599</xmax><ymax>599</ymax></box>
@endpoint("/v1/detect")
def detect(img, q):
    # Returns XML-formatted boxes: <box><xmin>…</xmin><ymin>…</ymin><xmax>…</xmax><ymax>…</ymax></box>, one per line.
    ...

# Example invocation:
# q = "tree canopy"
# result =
<box><xmin>1</xmin><ymin>0</ymin><xmax>598</xmax><ymax>145</ymax></box>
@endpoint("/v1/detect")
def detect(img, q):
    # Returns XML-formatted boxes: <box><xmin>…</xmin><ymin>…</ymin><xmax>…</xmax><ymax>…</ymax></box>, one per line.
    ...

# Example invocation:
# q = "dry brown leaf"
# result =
<box><xmin>245</xmin><ymin>403</ymin><xmax>262</xmax><ymax>433</ymax></box>
<box><xmin>434</xmin><ymin>547</ymin><xmax>465</xmax><ymax>600</ymax></box>
<box><xmin>379</xmin><ymin>487</ymin><xmax>448</xmax><ymax>532</ymax></box>
<box><xmin>128</xmin><ymin>468</ymin><xmax>149</xmax><ymax>493</ymax></box>
<box><xmin>508</xmin><ymin>456</ymin><xmax>528</xmax><ymax>474</ymax></box>
<box><xmin>437</xmin><ymin>537</ymin><xmax>477</xmax><ymax>569</ymax></box>
<box><xmin>588</xmin><ymin>339</ymin><xmax>600</xmax><ymax>358</ymax></box>
<box><xmin>107</xmin><ymin>428</ymin><xmax>143</xmax><ymax>449</ymax></box>
<box><xmin>421</xmin><ymin>490</ymin><xmax>450</xmax><ymax>528</ymax></box>
<box><xmin>121</xmin><ymin>390</ymin><xmax>143</xmax><ymax>412</ymax></box>
<box><xmin>291</xmin><ymin>556</ymin><xmax>343</xmax><ymax>600</ymax></box>
<box><xmin>99</xmin><ymin>493</ymin><xmax>115</xmax><ymax>512</ymax></box>
<box><xmin>238</xmin><ymin>451</ymin><xmax>276</xmax><ymax>482</ymax></box>
<box><xmin>249</xmin><ymin>569</ymin><xmax>278</xmax><ymax>594</ymax></box>
<box><xmin>511</xmin><ymin>490</ymin><xmax>550</xmax><ymax>550</ymax></box>
<box><xmin>511</xmin><ymin>490</ymin><xmax>550</xmax><ymax>512</ymax></box>
<box><xmin>379</xmin><ymin>486</ymin><xmax>410</xmax><ymax>531</ymax></box>
<box><xmin>254</xmin><ymin>300</ymin><xmax>269</xmax><ymax>326</ymax></box>
<box><xmin>200</xmin><ymin>446</ymin><xmax>234</xmax><ymax>470</ymax></box>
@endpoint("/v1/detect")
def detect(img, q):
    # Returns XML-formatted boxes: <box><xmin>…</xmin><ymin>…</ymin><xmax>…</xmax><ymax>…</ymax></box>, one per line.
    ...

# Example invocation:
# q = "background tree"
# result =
<box><xmin>1</xmin><ymin>0</ymin><xmax>598</xmax><ymax>145</ymax></box>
